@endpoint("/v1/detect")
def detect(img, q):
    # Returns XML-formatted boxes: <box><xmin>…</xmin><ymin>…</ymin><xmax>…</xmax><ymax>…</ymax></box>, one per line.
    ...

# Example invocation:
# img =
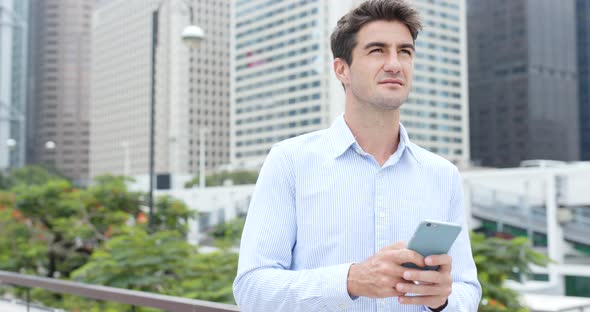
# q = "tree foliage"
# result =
<box><xmin>0</xmin><ymin>165</ymin><xmax>66</xmax><ymax>190</ymax></box>
<box><xmin>0</xmin><ymin>167</ymin><xmax>238</xmax><ymax>311</ymax></box>
<box><xmin>0</xmin><ymin>191</ymin><xmax>48</xmax><ymax>273</ymax></box>
<box><xmin>184</xmin><ymin>170</ymin><xmax>258</xmax><ymax>188</ymax></box>
<box><xmin>471</xmin><ymin>232</ymin><xmax>550</xmax><ymax>312</ymax></box>
<box><xmin>210</xmin><ymin>216</ymin><xmax>245</xmax><ymax>248</ymax></box>
<box><xmin>149</xmin><ymin>195</ymin><xmax>195</xmax><ymax>235</ymax></box>
<box><xmin>8</xmin><ymin>174</ymin><xmax>142</xmax><ymax>279</ymax></box>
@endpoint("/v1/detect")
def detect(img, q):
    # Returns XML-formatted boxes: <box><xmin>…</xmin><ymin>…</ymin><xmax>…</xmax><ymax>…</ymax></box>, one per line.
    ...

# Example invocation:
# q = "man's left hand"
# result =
<box><xmin>394</xmin><ymin>254</ymin><xmax>452</xmax><ymax>310</ymax></box>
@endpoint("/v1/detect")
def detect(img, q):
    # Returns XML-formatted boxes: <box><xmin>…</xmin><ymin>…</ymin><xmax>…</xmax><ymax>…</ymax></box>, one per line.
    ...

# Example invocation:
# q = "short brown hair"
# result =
<box><xmin>331</xmin><ymin>0</ymin><xmax>422</xmax><ymax>65</ymax></box>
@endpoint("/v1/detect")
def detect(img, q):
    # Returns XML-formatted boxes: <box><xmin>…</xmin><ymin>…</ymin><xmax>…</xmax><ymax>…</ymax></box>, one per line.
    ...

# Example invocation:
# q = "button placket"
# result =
<box><xmin>375</xmin><ymin>170</ymin><xmax>387</xmax><ymax>250</ymax></box>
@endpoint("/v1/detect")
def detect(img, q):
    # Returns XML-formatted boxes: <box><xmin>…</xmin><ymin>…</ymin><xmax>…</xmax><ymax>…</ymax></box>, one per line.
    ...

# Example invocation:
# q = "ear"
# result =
<box><xmin>333</xmin><ymin>58</ymin><xmax>350</xmax><ymax>86</ymax></box>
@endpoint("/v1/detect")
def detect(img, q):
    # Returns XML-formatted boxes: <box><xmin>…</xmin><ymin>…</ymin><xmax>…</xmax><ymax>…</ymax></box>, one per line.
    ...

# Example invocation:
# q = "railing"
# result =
<box><xmin>0</xmin><ymin>270</ymin><xmax>240</xmax><ymax>312</ymax></box>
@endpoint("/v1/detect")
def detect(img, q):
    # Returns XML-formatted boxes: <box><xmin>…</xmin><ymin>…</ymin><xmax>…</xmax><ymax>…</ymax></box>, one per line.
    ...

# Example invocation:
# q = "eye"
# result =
<box><xmin>400</xmin><ymin>49</ymin><xmax>413</xmax><ymax>56</ymax></box>
<box><xmin>369</xmin><ymin>48</ymin><xmax>384</xmax><ymax>54</ymax></box>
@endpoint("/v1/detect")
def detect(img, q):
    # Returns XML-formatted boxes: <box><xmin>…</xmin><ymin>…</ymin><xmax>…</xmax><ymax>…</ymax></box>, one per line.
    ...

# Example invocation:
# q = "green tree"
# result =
<box><xmin>185</xmin><ymin>170</ymin><xmax>258</xmax><ymax>188</ymax></box>
<box><xmin>471</xmin><ymin>232</ymin><xmax>550</xmax><ymax>312</ymax></box>
<box><xmin>0</xmin><ymin>171</ymin><xmax>11</xmax><ymax>189</ymax></box>
<box><xmin>0</xmin><ymin>165</ymin><xmax>64</xmax><ymax>190</ymax></box>
<box><xmin>9</xmin><ymin>175</ymin><xmax>143</xmax><ymax>279</ymax></box>
<box><xmin>210</xmin><ymin>216</ymin><xmax>245</xmax><ymax>248</ymax></box>
<box><xmin>71</xmin><ymin>227</ymin><xmax>193</xmax><ymax>289</ymax></box>
<box><xmin>69</xmin><ymin>227</ymin><xmax>238</xmax><ymax>311</ymax></box>
<box><xmin>179</xmin><ymin>250</ymin><xmax>238</xmax><ymax>303</ymax></box>
<box><xmin>148</xmin><ymin>195</ymin><xmax>195</xmax><ymax>235</ymax></box>
<box><xmin>0</xmin><ymin>167</ymin><xmax>236</xmax><ymax>311</ymax></box>
<box><xmin>0</xmin><ymin>191</ymin><xmax>48</xmax><ymax>273</ymax></box>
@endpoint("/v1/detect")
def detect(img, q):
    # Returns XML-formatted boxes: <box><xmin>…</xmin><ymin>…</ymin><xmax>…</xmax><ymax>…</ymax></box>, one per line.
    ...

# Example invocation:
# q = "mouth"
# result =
<box><xmin>378</xmin><ymin>78</ymin><xmax>404</xmax><ymax>86</ymax></box>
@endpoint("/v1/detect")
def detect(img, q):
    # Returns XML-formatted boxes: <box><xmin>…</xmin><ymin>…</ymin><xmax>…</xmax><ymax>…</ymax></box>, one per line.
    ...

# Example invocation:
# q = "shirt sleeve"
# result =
<box><xmin>233</xmin><ymin>144</ymin><xmax>356</xmax><ymax>312</ymax></box>
<box><xmin>423</xmin><ymin>166</ymin><xmax>482</xmax><ymax>311</ymax></box>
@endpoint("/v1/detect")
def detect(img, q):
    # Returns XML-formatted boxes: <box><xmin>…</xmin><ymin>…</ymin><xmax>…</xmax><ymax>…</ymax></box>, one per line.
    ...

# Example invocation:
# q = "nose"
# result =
<box><xmin>383</xmin><ymin>53</ymin><xmax>402</xmax><ymax>73</ymax></box>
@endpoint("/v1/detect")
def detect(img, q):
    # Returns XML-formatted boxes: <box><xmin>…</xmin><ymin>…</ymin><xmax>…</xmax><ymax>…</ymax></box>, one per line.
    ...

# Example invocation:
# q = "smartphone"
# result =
<box><xmin>401</xmin><ymin>220</ymin><xmax>462</xmax><ymax>271</ymax></box>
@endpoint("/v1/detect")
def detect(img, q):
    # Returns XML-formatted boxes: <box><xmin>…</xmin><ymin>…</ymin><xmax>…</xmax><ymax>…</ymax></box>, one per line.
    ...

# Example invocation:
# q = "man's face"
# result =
<box><xmin>337</xmin><ymin>20</ymin><xmax>415</xmax><ymax>111</ymax></box>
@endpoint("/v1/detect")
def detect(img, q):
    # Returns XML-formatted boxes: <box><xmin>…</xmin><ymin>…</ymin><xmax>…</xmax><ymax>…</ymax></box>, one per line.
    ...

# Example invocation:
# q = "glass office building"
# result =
<box><xmin>91</xmin><ymin>0</ymin><xmax>230</xmax><ymax>178</ymax></box>
<box><xmin>578</xmin><ymin>0</ymin><xmax>590</xmax><ymax>161</ymax></box>
<box><xmin>468</xmin><ymin>0</ymin><xmax>579</xmax><ymax>167</ymax></box>
<box><xmin>27</xmin><ymin>0</ymin><xmax>96</xmax><ymax>184</ymax></box>
<box><xmin>0</xmin><ymin>0</ymin><xmax>29</xmax><ymax>169</ymax></box>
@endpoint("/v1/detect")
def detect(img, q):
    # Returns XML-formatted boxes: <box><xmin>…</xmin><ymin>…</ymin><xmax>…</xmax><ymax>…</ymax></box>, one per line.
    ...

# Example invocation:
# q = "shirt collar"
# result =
<box><xmin>329</xmin><ymin>114</ymin><xmax>422</xmax><ymax>164</ymax></box>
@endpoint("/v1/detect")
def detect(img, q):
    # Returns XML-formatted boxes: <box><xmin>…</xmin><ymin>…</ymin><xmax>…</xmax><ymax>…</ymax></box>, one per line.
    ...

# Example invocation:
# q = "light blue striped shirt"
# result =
<box><xmin>233</xmin><ymin>115</ymin><xmax>481</xmax><ymax>311</ymax></box>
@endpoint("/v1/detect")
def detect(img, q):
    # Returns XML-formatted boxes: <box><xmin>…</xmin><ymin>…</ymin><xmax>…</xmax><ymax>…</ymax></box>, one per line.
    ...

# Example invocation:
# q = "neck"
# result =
<box><xmin>344</xmin><ymin>99</ymin><xmax>401</xmax><ymax>166</ymax></box>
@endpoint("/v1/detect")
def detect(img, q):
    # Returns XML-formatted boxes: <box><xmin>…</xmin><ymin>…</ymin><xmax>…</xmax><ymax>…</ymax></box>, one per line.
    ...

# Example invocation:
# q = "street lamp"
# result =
<box><xmin>45</xmin><ymin>140</ymin><xmax>56</xmax><ymax>151</ymax></box>
<box><xmin>180</xmin><ymin>7</ymin><xmax>205</xmax><ymax>189</ymax></box>
<box><xmin>6</xmin><ymin>138</ymin><xmax>16</xmax><ymax>149</ymax></box>
<box><xmin>148</xmin><ymin>0</ymin><xmax>205</xmax><ymax>229</ymax></box>
<box><xmin>182</xmin><ymin>25</ymin><xmax>205</xmax><ymax>48</ymax></box>
<box><xmin>44</xmin><ymin>141</ymin><xmax>56</xmax><ymax>169</ymax></box>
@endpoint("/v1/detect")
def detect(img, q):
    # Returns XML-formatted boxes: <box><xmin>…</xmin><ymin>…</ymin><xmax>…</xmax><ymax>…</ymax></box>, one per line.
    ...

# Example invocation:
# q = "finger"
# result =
<box><xmin>398</xmin><ymin>294</ymin><xmax>444</xmax><ymax>307</ymax></box>
<box><xmin>395</xmin><ymin>282</ymin><xmax>445</xmax><ymax>296</ymax></box>
<box><xmin>381</xmin><ymin>241</ymin><xmax>406</xmax><ymax>251</ymax></box>
<box><xmin>402</xmin><ymin>270</ymin><xmax>441</xmax><ymax>284</ymax></box>
<box><xmin>376</xmin><ymin>274</ymin><xmax>403</xmax><ymax>289</ymax></box>
<box><xmin>382</xmin><ymin>287</ymin><xmax>405</xmax><ymax>298</ymax></box>
<box><xmin>365</xmin><ymin>283</ymin><xmax>405</xmax><ymax>298</ymax></box>
<box><xmin>391</xmin><ymin>249</ymin><xmax>425</xmax><ymax>267</ymax></box>
<box><xmin>425</xmin><ymin>254</ymin><xmax>452</xmax><ymax>273</ymax></box>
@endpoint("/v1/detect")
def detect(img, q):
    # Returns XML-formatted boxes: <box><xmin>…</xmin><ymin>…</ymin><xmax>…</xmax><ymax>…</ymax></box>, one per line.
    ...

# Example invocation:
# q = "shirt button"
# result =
<box><xmin>380</xmin><ymin>299</ymin><xmax>387</xmax><ymax>305</ymax></box>
<box><xmin>379</xmin><ymin>212</ymin><xmax>385</xmax><ymax>218</ymax></box>
<box><xmin>338</xmin><ymin>303</ymin><xmax>347</xmax><ymax>309</ymax></box>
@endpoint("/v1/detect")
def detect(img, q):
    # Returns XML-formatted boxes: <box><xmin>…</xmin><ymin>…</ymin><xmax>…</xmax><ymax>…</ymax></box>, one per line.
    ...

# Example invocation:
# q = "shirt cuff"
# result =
<box><xmin>321</xmin><ymin>263</ymin><xmax>357</xmax><ymax>311</ymax></box>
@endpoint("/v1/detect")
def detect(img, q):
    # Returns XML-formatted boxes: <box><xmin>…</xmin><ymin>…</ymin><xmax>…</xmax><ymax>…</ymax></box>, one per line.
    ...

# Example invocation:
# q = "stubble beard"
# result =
<box><xmin>351</xmin><ymin>84</ymin><xmax>408</xmax><ymax>112</ymax></box>
<box><xmin>370</xmin><ymin>94</ymin><xmax>407</xmax><ymax>111</ymax></box>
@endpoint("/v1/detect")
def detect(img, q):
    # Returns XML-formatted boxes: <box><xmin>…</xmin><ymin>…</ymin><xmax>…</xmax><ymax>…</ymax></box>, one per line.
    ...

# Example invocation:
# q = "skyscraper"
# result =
<box><xmin>28</xmin><ymin>0</ymin><xmax>95</xmax><ymax>184</ymax></box>
<box><xmin>0</xmin><ymin>0</ymin><xmax>29</xmax><ymax>169</ymax></box>
<box><xmin>578</xmin><ymin>0</ymin><xmax>590</xmax><ymax>161</ymax></box>
<box><xmin>90</xmin><ymin>0</ymin><xmax>230</xmax><ymax>179</ymax></box>
<box><xmin>232</xmin><ymin>0</ymin><xmax>469</xmax><ymax>169</ymax></box>
<box><xmin>468</xmin><ymin>0</ymin><xmax>579</xmax><ymax>167</ymax></box>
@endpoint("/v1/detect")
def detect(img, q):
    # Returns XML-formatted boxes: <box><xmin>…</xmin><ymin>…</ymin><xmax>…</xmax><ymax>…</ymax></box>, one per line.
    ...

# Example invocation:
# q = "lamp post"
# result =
<box><xmin>179</xmin><ymin>3</ymin><xmax>205</xmax><ymax>188</ymax></box>
<box><xmin>148</xmin><ymin>0</ymin><xmax>205</xmax><ymax>229</ymax></box>
<box><xmin>198</xmin><ymin>128</ymin><xmax>208</xmax><ymax>188</ymax></box>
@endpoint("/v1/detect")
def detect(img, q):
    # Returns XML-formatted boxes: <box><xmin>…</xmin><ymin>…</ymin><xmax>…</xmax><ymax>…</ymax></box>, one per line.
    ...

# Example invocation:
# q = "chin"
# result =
<box><xmin>372</xmin><ymin>96</ymin><xmax>406</xmax><ymax>111</ymax></box>
<box><xmin>372</xmin><ymin>101</ymin><xmax>403</xmax><ymax>111</ymax></box>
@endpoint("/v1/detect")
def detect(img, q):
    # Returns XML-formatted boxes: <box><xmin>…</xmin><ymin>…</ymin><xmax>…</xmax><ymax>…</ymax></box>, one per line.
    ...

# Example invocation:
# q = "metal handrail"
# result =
<box><xmin>0</xmin><ymin>270</ymin><xmax>240</xmax><ymax>312</ymax></box>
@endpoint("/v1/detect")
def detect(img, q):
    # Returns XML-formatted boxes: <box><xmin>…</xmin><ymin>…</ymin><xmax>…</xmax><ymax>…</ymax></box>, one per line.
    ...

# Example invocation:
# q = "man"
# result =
<box><xmin>233</xmin><ymin>0</ymin><xmax>482</xmax><ymax>311</ymax></box>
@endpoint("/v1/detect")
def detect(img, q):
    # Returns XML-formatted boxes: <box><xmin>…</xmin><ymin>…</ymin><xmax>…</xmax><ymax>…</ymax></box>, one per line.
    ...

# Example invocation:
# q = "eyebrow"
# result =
<box><xmin>363</xmin><ymin>41</ymin><xmax>416</xmax><ymax>51</ymax></box>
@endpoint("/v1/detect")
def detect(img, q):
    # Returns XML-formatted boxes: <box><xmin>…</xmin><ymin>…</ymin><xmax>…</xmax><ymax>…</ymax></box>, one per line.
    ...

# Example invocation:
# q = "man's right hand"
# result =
<box><xmin>346</xmin><ymin>241</ymin><xmax>425</xmax><ymax>298</ymax></box>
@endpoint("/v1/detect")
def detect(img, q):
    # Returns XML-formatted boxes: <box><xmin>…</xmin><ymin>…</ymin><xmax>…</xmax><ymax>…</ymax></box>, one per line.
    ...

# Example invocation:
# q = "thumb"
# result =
<box><xmin>381</xmin><ymin>241</ymin><xmax>406</xmax><ymax>251</ymax></box>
